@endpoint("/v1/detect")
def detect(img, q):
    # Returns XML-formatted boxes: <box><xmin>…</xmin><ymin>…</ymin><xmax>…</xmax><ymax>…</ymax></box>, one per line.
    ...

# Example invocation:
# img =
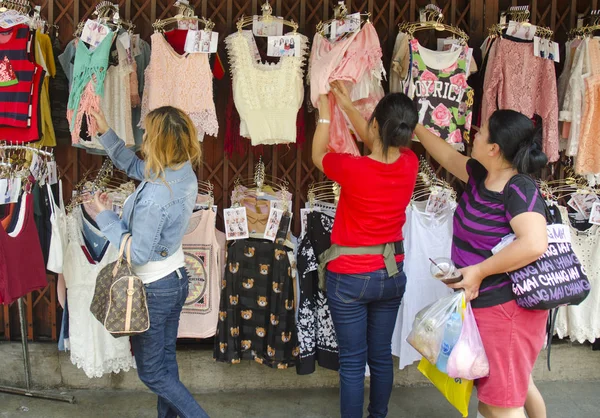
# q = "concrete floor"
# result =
<box><xmin>0</xmin><ymin>381</ymin><xmax>599</xmax><ymax>418</ymax></box>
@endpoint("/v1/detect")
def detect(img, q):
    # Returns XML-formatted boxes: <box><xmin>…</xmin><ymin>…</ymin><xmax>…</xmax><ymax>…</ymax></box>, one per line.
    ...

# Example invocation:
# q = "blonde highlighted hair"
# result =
<box><xmin>141</xmin><ymin>106</ymin><xmax>202</xmax><ymax>181</ymax></box>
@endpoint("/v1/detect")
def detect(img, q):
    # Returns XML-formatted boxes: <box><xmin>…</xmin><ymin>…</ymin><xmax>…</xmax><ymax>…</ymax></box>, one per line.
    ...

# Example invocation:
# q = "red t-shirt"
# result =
<box><xmin>322</xmin><ymin>150</ymin><xmax>419</xmax><ymax>273</ymax></box>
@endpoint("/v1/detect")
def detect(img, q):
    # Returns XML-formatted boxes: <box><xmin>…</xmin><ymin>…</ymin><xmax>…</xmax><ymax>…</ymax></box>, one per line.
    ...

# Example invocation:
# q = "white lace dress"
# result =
<box><xmin>63</xmin><ymin>207</ymin><xmax>135</xmax><ymax>378</ymax></box>
<box><xmin>554</xmin><ymin>206</ymin><xmax>600</xmax><ymax>344</ymax></box>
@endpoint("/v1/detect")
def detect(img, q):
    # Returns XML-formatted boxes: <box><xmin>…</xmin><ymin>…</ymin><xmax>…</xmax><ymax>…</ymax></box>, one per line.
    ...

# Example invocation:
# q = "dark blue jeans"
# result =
<box><xmin>326</xmin><ymin>263</ymin><xmax>406</xmax><ymax>418</ymax></box>
<box><xmin>131</xmin><ymin>268</ymin><xmax>210</xmax><ymax>418</ymax></box>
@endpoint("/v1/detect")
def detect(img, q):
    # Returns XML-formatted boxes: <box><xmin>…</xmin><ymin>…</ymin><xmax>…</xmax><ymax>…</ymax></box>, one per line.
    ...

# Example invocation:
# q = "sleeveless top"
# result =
<box><xmin>0</xmin><ymin>192</ymin><xmax>47</xmax><ymax>305</ymax></box>
<box><xmin>140</xmin><ymin>33</ymin><xmax>218</xmax><ymax>140</ymax></box>
<box><xmin>67</xmin><ymin>32</ymin><xmax>114</xmax><ymax>133</ymax></box>
<box><xmin>225</xmin><ymin>30</ymin><xmax>308</xmax><ymax>146</ymax></box>
<box><xmin>409</xmin><ymin>39</ymin><xmax>474</xmax><ymax>152</ymax></box>
<box><xmin>178</xmin><ymin>208</ymin><xmax>223</xmax><ymax>339</ymax></box>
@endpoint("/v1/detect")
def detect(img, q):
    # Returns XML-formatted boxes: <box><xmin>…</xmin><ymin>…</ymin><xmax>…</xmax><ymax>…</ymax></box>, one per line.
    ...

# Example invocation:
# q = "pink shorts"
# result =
<box><xmin>473</xmin><ymin>300</ymin><xmax>548</xmax><ymax>408</ymax></box>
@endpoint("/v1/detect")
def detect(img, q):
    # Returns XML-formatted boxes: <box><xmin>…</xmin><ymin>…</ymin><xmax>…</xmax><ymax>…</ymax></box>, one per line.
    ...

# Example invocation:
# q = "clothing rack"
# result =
<box><xmin>0</xmin><ymin>144</ymin><xmax>75</xmax><ymax>404</ymax></box>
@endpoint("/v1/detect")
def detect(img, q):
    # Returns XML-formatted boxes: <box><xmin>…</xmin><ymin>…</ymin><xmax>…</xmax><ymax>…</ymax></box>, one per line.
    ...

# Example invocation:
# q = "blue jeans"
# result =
<box><xmin>326</xmin><ymin>263</ymin><xmax>406</xmax><ymax>418</ymax></box>
<box><xmin>131</xmin><ymin>268</ymin><xmax>210</xmax><ymax>418</ymax></box>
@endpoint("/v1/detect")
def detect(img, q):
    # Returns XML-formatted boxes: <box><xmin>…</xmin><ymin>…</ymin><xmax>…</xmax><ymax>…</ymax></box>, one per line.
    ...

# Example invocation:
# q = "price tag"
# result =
<box><xmin>47</xmin><ymin>161</ymin><xmax>58</xmax><ymax>185</ymax></box>
<box><xmin>253</xmin><ymin>16</ymin><xmax>283</xmax><ymax>37</ymax></box>
<box><xmin>507</xmin><ymin>21</ymin><xmax>536</xmax><ymax>41</ymax></box>
<box><xmin>224</xmin><ymin>207</ymin><xmax>250</xmax><ymax>241</ymax></box>
<box><xmin>29</xmin><ymin>153</ymin><xmax>41</xmax><ymax>178</ymax></box>
<box><xmin>425</xmin><ymin>187</ymin><xmax>453</xmax><ymax>215</ymax></box>
<box><xmin>589</xmin><ymin>202</ymin><xmax>600</xmax><ymax>225</ymax></box>
<box><xmin>177</xmin><ymin>19</ymin><xmax>199</xmax><ymax>30</ymax></box>
<box><xmin>264</xmin><ymin>207</ymin><xmax>284</xmax><ymax>242</ymax></box>
<box><xmin>267</xmin><ymin>35</ymin><xmax>301</xmax><ymax>57</ymax></box>
<box><xmin>131</xmin><ymin>34</ymin><xmax>142</xmax><ymax>57</ymax></box>
<box><xmin>80</xmin><ymin>19</ymin><xmax>111</xmax><ymax>49</ymax></box>
<box><xmin>0</xmin><ymin>10</ymin><xmax>30</xmax><ymax>28</ymax></box>
<box><xmin>184</xmin><ymin>30</ymin><xmax>219</xmax><ymax>54</ymax></box>
<box><xmin>300</xmin><ymin>208</ymin><xmax>310</xmax><ymax>238</ymax></box>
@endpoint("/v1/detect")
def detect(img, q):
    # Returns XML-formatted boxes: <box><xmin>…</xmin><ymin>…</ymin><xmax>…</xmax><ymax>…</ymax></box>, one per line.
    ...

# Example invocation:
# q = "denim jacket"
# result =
<box><xmin>95</xmin><ymin>129</ymin><xmax>197</xmax><ymax>266</ymax></box>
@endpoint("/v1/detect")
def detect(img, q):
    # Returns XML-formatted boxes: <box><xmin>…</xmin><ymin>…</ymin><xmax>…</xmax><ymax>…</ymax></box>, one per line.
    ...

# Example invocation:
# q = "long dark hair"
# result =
<box><xmin>368</xmin><ymin>93</ymin><xmax>418</xmax><ymax>159</ymax></box>
<box><xmin>487</xmin><ymin>110</ymin><xmax>548</xmax><ymax>174</ymax></box>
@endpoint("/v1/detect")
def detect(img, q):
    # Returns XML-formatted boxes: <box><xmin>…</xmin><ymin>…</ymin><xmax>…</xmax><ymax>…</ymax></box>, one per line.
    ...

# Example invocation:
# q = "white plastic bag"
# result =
<box><xmin>407</xmin><ymin>291</ymin><xmax>464</xmax><ymax>365</ymax></box>
<box><xmin>447</xmin><ymin>302</ymin><xmax>490</xmax><ymax>380</ymax></box>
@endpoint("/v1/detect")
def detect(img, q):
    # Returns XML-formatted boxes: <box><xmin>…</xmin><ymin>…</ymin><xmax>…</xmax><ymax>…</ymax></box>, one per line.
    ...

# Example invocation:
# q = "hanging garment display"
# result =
<box><xmin>0</xmin><ymin>192</ymin><xmax>48</xmax><ymax>305</ymax></box>
<box><xmin>482</xmin><ymin>37</ymin><xmax>559</xmax><ymax>162</ymax></box>
<box><xmin>225</xmin><ymin>30</ymin><xmax>308</xmax><ymax>146</ymax></box>
<box><xmin>140</xmin><ymin>32</ymin><xmax>218</xmax><ymax>141</ymax></box>
<box><xmin>66</xmin><ymin>32</ymin><xmax>115</xmax><ymax>142</ymax></box>
<box><xmin>555</xmin><ymin>206</ymin><xmax>600</xmax><ymax>344</ymax></box>
<box><xmin>62</xmin><ymin>207</ymin><xmax>135</xmax><ymax>378</ymax></box>
<box><xmin>33</xmin><ymin>29</ymin><xmax>57</xmax><ymax>147</ymax></box>
<box><xmin>309</xmin><ymin>22</ymin><xmax>385</xmax><ymax>155</ymax></box>
<box><xmin>0</xmin><ymin>24</ymin><xmax>44</xmax><ymax>142</ymax></box>
<box><xmin>407</xmin><ymin>39</ymin><xmax>474</xmax><ymax>152</ymax></box>
<box><xmin>296</xmin><ymin>211</ymin><xmax>339</xmax><ymax>375</ymax></box>
<box><xmin>391</xmin><ymin>201</ymin><xmax>454</xmax><ymax>370</ymax></box>
<box><xmin>178</xmin><ymin>208</ymin><xmax>223</xmax><ymax>339</ymax></box>
<box><xmin>215</xmin><ymin>214</ymin><xmax>299</xmax><ymax>369</ymax></box>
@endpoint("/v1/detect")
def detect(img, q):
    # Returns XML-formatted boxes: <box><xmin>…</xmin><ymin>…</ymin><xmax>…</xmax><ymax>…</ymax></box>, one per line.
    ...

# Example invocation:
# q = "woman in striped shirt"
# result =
<box><xmin>416</xmin><ymin>110</ymin><xmax>549</xmax><ymax>418</ymax></box>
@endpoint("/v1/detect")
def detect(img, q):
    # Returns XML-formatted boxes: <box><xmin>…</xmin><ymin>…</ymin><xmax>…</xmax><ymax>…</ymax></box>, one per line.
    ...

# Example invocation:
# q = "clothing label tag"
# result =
<box><xmin>177</xmin><ymin>19</ymin><xmax>199</xmax><ymax>31</ymax></box>
<box><xmin>271</xmin><ymin>199</ymin><xmax>293</xmax><ymax>211</ymax></box>
<box><xmin>80</xmin><ymin>19</ymin><xmax>111</xmax><ymax>49</ymax></box>
<box><xmin>572</xmin><ymin>192</ymin><xmax>599</xmax><ymax>217</ymax></box>
<box><xmin>499</xmin><ymin>13</ymin><xmax>507</xmax><ymax>26</ymax></box>
<box><xmin>47</xmin><ymin>161</ymin><xmax>58</xmax><ymax>185</ymax></box>
<box><xmin>131</xmin><ymin>34</ymin><xmax>142</xmax><ymax>57</ymax></box>
<box><xmin>567</xmin><ymin>196</ymin><xmax>585</xmax><ymax>217</ymax></box>
<box><xmin>300</xmin><ymin>208</ymin><xmax>310</xmax><ymax>238</ymax></box>
<box><xmin>0</xmin><ymin>179</ymin><xmax>6</xmax><ymax>204</ymax></box>
<box><xmin>534</xmin><ymin>37</ymin><xmax>560</xmax><ymax>62</ymax></box>
<box><xmin>253</xmin><ymin>16</ymin><xmax>283</xmax><ymax>37</ymax></box>
<box><xmin>264</xmin><ymin>207</ymin><xmax>284</xmax><ymax>242</ymax></box>
<box><xmin>118</xmin><ymin>32</ymin><xmax>134</xmax><ymax>65</ymax></box>
<box><xmin>589</xmin><ymin>202</ymin><xmax>600</xmax><ymax>225</ymax></box>
<box><xmin>267</xmin><ymin>35</ymin><xmax>301</xmax><ymax>57</ymax></box>
<box><xmin>184</xmin><ymin>30</ymin><xmax>219</xmax><ymax>54</ymax></box>
<box><xmin>29</xmin><ymin>153</ymin><xmax>41</xmax><ymax>178</ymax></box>
<box><xmin>224</xmin><ymin>207</ymin><xmax>250</xmax><ymax>241</ymax></box>
<box><xmin>0</xmin><ymin>10</ymin><xmax>30</xmax><ymax>28</ymax></box>
<box><xmin>329</xmin><ymin>13</ymin><xmax>360</xmax><ymax>41</ymax></box>
<box><xmin>507</xmin><ymin>21</ymin><xmax>536</xmax><ymax>41</ymax></box>
<box><xmin>491</xmin><ymin>233</ymin><xmax>516</xmax><ymax>255</ymax></box>
<box><xmin>9</xmin><ymin>177</ymin><xmax>21</xmax><ymax>203</ymax></box>
<box><xmin>425</xmin><ymin>187</ymin><xmax>452</xmax><ymax>215</ymax></box>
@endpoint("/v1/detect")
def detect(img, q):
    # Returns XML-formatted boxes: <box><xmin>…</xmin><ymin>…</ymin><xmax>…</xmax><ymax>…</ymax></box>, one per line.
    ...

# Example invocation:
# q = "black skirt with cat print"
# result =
<box><xmin>214</xmin><ymin>214</ymin><xmax>299</xmax><ymax>369</ymax></box>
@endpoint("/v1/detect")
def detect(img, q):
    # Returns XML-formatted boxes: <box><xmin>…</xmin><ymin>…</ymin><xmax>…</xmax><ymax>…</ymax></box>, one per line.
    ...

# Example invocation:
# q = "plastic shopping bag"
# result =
<box><xmin>447</xmin><ymin>302</ymin><xmax>490</xmax><ymax>380</ymax></box>
<box><xmin>407</xmin><ymin>291</ymin><xmax>464</xmax><ymax>364</ymax></box>
<box><xmin>418</xmin><ymin>357</ymin><xmax>473</xmax><ymax>417</ymax></box>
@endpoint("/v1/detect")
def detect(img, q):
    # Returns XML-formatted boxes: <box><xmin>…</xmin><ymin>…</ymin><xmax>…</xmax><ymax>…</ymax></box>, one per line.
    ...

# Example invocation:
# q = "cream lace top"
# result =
<box><xmin>225</xmin><ymin>30</ymin><xmax>308</xmax><ymax>146</ymax></box>
<box><xmin>140</xmin><ymin>33</ymin><xmax>218</xmax><ymax>140</ymax></box>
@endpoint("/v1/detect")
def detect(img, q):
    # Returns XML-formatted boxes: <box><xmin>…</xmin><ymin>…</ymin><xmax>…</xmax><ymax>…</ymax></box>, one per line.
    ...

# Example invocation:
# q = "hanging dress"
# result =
<box><xmin>215</xmin><ymin>214</ymin><xmax>299</xmax><ymax>369</ymax></box>
<box><xmin>63</xmin><ymin>207</ymin><xmax>135</xmax><ymax>378</ymax></box>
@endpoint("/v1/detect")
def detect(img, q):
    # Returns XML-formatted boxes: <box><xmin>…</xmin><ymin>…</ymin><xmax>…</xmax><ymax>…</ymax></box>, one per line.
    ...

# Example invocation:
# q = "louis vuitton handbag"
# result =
<box><xmin>90</xmin><ymin>233</ymin><xmax>150</xmax><ymax>337</ymax></box>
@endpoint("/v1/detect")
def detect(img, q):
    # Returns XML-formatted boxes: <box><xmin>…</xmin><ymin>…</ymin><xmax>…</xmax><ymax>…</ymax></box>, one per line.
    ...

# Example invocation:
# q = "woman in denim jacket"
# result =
<box><xmin>85</xmin><ymin>106</ymin><xmax>210</xmax><ymax>418</ymax></box>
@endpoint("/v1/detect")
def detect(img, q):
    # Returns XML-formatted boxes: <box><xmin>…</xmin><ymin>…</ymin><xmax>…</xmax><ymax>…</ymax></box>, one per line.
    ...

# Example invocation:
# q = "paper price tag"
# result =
<box><xmin>589</xmin><ymin>202</ymin><xmax>600</xmax><ymax>225</ymax></box>
<box><xmin>253</xmin><ymin>16</ymin><xmax>283</xmax><ymax>37</ymax></box>
<box><xmin>0</xmin><ymin>11</ymin><xmax>30</xmax><ymax>28</ymax></box>
<box><xmin>425</xmin><ymin>187</ymin><xmax>452</xmax><ymax>215</ymax></box>
<box><xmin>572</xmin><ymin>193</ymin><xmax>599</xmax><ymax>217</ymax></box>
<box><xmin>264</xmin><ymin>207</ymin><xmax>284</xmax><ymax>242</ymax></box>
<box><xmin>271</xmin><ymin>199</ymin><xmax>293</xmax><ymax>211</ymax></box>
<box><xmin>507</xmin><ymin>21</ymin><xmax>536</xmax><ymax>41</ymax></box>
<box><xmin>224</xmin><ymin>207</ymin><xmax>250</xmax><ymax>241</ymax></box>
<box><xmin>184</xmin><ymin>30</ymin><xmax>219</xmax><ymax>54</ymax></box>
<box><xmin>131</xmin><ymin>34</ymin><xmax>142</xmax><ymax>57</ymax></box>
<box><xmin>300</xmin><ymin>208</ymin><xmax>310</xmax><ymax>238</ymax></box>
<box><xmin>267</xmin><ymin>35</ymin><xmax>301</xmax><ymax>57</ymax></box>
<box><xmin>47</xmin><ymin>161</ymin><xmax>58</xmax><ymax>185</ymax></box>
<box><xmin>80</xmin><ymin>19</ymin><xmax>111</xmax><ymax>49</ymax></box>
<box><xmin>178</xmin><ymin>18</ymin><xmax>199</xmax><ymax>30</ymax></box>
<box><xmin>29</xmin><ymin>153</ymin><xmax>41</xmax><ymax>178</ymax></box>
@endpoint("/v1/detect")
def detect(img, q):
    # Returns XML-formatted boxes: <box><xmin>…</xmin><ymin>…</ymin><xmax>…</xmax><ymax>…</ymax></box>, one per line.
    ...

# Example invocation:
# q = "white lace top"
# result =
<box><xmin>63</xmin><ymin>207</ymin><xmax>135</xmax><ymax>378</ymax></box>
<box><xmin>225</xmin><ymin>30</ymin><xmax>308</xmax><ymax>146</ymax></box>
<box><xmin>555</xmin><ymin>206</ymin><xmax>600</xmax><ymax>344</ymax></box>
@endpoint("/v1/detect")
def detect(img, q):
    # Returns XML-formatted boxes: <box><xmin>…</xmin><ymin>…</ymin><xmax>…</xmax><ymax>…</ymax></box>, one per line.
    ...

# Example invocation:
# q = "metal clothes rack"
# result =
<box><xmin>0</xmin><ymin>143</ymin><xmax>75</xmax><ymax>404</ymax></box>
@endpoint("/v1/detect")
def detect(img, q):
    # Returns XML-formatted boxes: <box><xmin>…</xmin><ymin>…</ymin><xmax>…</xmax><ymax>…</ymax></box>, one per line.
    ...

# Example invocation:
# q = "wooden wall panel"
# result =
<box><xmin>0</xmin><ymin>0</ymin><xmax>582</xmax><ymax>341</ymax></box>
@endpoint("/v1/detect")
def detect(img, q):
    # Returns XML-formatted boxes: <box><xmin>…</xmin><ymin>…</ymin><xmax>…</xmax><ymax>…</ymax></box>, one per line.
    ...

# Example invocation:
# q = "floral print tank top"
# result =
<box><xmin>410</xmin><ymin>39</ymin><xmax>474</xmax><ymax>152</ymax></box>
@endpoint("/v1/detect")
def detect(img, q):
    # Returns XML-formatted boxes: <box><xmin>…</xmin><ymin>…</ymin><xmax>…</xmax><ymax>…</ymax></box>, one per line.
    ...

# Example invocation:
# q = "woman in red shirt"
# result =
<box><xmin>312</xmin><ymin>81</ymin><xmax>419</xmax><ymax>418</ymax></box>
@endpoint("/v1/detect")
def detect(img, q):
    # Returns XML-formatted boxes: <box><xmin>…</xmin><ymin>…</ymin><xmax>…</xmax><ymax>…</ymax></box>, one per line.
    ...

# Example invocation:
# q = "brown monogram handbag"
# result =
<box><xmin>90</xmin><ymin>233</ymin><xmax>150</xmax><ymax>337</ymax></box>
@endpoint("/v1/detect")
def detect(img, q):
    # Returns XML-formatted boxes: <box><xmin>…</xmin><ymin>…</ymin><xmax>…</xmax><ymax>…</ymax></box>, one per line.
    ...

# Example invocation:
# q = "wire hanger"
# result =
<box><xmin>316</xmin><ymin>1</ymin><xmax>371</xmax><ymax>38</ymax></box>
<box><xmin>568</xmin><ymin>10</ymin><xmax>600</xmax><ymax>40</ymax></box>
<box><xmin>153</xmin><ymin>1</ymin><xmax>215</xmax><ymax>34</ymax></box>
<box><xmin>0</xmin><ymin>0</ymin><xmax>30</xmax><ymax>15</ymax></box>
<box><xmin>73</xmin><ymin>1</ymin><xmax>136</xmax><ymax>37</ymax></box>
<box><xmin>489</xmin><ymin>6</ymin><xmax>554</xmax><ymax>40</ymax></box>
<box><xmin>399</xmin><ymin>4</ymin><xmax>469</xmax><ymax>45</ymax></box>
<box><xmin>236</xmin><ymin>0</ymin><xmax>298</xmax><ymax>33</ymax></box>
<box><xmin>307</xmin><ymin>181</ymin><xmax>340</xmax><ymax>209</ymax></box>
